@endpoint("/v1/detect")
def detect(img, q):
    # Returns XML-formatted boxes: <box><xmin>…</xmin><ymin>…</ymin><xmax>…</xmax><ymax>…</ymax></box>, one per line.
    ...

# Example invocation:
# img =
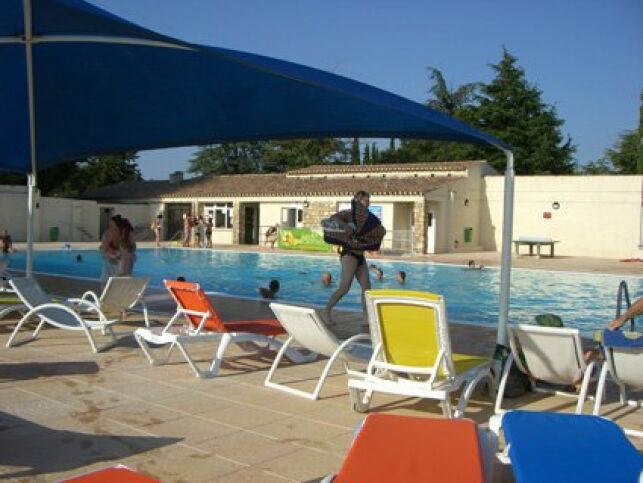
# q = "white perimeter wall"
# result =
<box><xmin>482</xmin><ymin>176</ymin><xmax>643</xmax><ymax>258</ymax></box>
<box><xmin>0</xmin><ymin>185</ymin><xmax>151</xmax><ymax>242</ymax></box>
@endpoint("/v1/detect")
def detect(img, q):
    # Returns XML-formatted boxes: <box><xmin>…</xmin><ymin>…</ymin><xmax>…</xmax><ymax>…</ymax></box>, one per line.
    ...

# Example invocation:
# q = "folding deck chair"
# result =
<box><xmin>489</xmin><ymin>410</ymin><xmax>642</xmax><ymax>483</ymax></box>
<box><xmin>134</xmin><ymin>280</ymin><xmax>313</xmax><ymax>378</ymax></box>
<box><xmin>348</xmin><ymin>290</ymin><xmax>492</xmax><ymax>418</ymax></box>
<box><xmin>68</xmin><ymin>276</ymin><xmax>151</xmax><ymax>328</ymax></box>
<box><xmin>495</xmin><ymin>325</ymin><xmax>597</xmax><ymax>415</ymax></box>
<box><xmin>322</xmin><ymin>414</ymin><xmax>496</xmax><ymax>483</ymax></box>
<box><xmin>6</xmin><ymin>278</ymin><xmax>123</xmax><ymax>353</ymax></box>
<box><xmin>593</xmin><ymin>329</ymin><xmax>642</xmax><ymax>437</ymax></box>
<box><xmin>265</xmin><ymin>303</ymin><xmax>371</xmax><ymax>400</ymax></box>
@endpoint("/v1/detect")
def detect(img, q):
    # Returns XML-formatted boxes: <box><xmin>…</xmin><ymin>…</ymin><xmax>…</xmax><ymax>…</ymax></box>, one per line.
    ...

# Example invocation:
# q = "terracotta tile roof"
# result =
<box><xmin>163</xmin><ymin>173</ymin><xmax>455</xmax><ymax>198</ymax></box>
<box><xmin>287</xmin><ymin>160</ymin><xmax>486</xmax><ymax>176</ymax></box>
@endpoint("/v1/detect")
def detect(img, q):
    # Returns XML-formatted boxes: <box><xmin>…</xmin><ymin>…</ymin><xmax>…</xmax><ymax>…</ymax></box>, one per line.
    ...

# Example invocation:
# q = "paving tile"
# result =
<box><xmin>153</xmin><ymin>392</ymin><xmax>233</xmax><ymax>416</ymax></box>
<box><xmin>256</xmin><ymin>447</ymin><xmax>343</xmax><ymax>482</ymax></box>
<box><xmin>213</xmin><ymin>465</ymin><xmax>295</xmax><ymax>482</ymax></box>
<box><xmin>198</xmin><ymin>404</ymin><xmax>289</xmax><ymax>430</ymax></box>
<box><xmin>144</xmin><ymin>415</ymin><xmax>239</xmax><ymax>446</ymax></box>
<box><xmin>252</xmin><ymin>418</ymin><xmax>348</xmax><ymax>450</ymax></box>
<box><xmin>196</xmin><ymin>430</ymin><xmax>300</xmax><ymax>466</ymax></box>
<box><xmin>97</xmin><ymin>401</ymin><xmax>184</xmax><ymax>428</ymax></box>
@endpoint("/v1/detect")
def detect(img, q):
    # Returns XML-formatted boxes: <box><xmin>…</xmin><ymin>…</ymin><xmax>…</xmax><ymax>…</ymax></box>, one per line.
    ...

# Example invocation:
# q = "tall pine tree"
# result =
<box><xmin>475</xmin><ymin>49</ymin><xmax>576</xmax><ymax>174</ymax></box>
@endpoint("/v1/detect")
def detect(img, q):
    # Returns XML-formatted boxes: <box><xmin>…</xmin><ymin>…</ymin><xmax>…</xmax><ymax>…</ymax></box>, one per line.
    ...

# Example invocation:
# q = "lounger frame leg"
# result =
<box><xmin>494</xmin><ymin>354</ymin><xmax>514</xmax><ymax>414</ymax></box>
<box><xmin>455</xmin><ymin>369</ymin><xmax>494</xmax><ymax>418</ymax></box>
<box><xmin>593</xmin><ymin>363</ymin><xmax>609</xmax><ymax>416</ymax></box>
<box><xmin>265</xmin><ymin>334</ymin><xmax>366</xmax><ymax>400</ymax></box>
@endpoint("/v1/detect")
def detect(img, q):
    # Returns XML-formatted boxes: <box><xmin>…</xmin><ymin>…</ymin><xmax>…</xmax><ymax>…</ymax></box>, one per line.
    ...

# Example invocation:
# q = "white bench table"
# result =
<box><xmin>513</xmin><ymin>237</ymin><xmax>560</xmax><ymax>258</ymax></box>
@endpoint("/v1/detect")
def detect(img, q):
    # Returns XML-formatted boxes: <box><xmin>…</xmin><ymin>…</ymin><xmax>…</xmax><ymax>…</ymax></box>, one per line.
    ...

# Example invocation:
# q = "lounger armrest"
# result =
<box><xmin>79</xmin><ymin>290</ymin><xmax>101</xmax><ymax>306</ymax></box>
<box><xmin>67</xmin><ymin>298</ymin><xmax>107</xmax><ymax>322</ymax></box>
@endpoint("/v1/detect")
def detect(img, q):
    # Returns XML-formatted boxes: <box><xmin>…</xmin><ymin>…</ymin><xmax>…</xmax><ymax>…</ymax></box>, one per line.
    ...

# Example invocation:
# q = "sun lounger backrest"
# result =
<box><xmin>510</xmin><ymin>325</ymin><xmax>584</xmax><ymax>385</ymax></box>
<box><xmin>100</xmin><ymin>277</ymin><xmax>149</xmax><ymax>313</ymax></box>
<box><xmin>9</xmin><ymin>278</ymin><xmax>80</xmax><ymax>328</ymax></box>
<box><xmin>366</xmin><ymin>290</ymin><xmax>448</xmax><ymax>370</ymax></box>
<box><xmin>602</xmin><ymin>329</ymin><xmax>643</xmax><ymax>390</ymax></box>
<box><xmin>270</xmin><ymin>303</ymin><xmax>340</xmax><ymax>356</ymax></box>
<box><xmin>164</xmin><ymin>280</ymin><xmax>225</xmax><ymax>332</ymax></box>
<box><xmin>10</xmin><ymin>277</ymin><xmax>51</xmax><ymax>308</ymax></box>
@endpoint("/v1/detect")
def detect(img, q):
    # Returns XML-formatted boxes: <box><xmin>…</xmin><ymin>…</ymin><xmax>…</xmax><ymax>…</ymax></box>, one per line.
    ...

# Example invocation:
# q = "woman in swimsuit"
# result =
<box><xmin>100</xmin><ymin>216</ymin><xmax>121</xmax><ymax>283</ymax></box>
<box><xmin>324</xmin><ymin>191</ymin><xmax>372</xmax><ymax>324</ymax></box>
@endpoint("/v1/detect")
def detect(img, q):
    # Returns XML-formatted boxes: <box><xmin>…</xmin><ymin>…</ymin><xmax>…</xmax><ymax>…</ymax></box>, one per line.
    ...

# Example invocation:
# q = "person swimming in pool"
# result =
<box><xmin>396</xmin><ymin>270</ymin><xmax>406</xmax><ymax>284</ymax></box>
<box><xmin>321</xmin><ymin>272</ymin><xmax>333</xmax><ymax>286</ymax></box>
<box><xmin>369</xmin><ymin>264</ymin><xmax>384</xmax><ymax>281</ymax></box>
<box><xmin>259</xmin><ymin>279</ymin><xmax>280</xmax><ymax>299</ymax></box>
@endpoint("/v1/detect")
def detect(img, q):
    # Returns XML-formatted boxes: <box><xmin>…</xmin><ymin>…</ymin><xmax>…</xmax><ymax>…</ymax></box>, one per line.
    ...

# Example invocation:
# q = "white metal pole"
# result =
<box><xmin>496</xmin><ymin>149</ymin><xmax>515</xmax><ymax>347</ymax></box>
<box><xmin>24</xmin><ymin>0</ymin><xmax>37</xmax><ymax>278</ymax></box>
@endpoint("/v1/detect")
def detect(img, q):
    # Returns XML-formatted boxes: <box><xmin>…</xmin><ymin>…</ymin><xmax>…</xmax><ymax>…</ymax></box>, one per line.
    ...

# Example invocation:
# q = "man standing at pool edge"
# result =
<box><xmin>322</xmin><ymin>191</ymin><xmax>385</xmax><ymax>325</ymax></box>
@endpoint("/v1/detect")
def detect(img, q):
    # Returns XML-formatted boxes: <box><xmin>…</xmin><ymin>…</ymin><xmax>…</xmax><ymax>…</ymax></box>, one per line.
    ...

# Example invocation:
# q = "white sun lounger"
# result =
<box><xmin>593</xmin><ymin>329</ymin><xmax>642</xmax><ymax>437</ymax></box>
<box><xmin>265</xmin><ymin>303</ymin><xmax>371</xmax><ymax>400</ymax></box>
<box><xmin>6</xmin><ymin>278</ymin><xmax>123</xmax><ymax>353</ymax></box>
<box><xmin>495</xmin><ymin>324</ymin><xmax>597</xmax><ymax>415</ymax></box>
<box><xmin>68</xmin><ymin>276</ymin><xmax>151</xmax><ymax>328</ymax></box>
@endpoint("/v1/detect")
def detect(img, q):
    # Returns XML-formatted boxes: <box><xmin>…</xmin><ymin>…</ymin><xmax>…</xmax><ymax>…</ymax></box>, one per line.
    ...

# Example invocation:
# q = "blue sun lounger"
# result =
<box><xmin>497</xmin><ymin>411</ymin><xmax>642</xmax><ymax>483</ymax></box>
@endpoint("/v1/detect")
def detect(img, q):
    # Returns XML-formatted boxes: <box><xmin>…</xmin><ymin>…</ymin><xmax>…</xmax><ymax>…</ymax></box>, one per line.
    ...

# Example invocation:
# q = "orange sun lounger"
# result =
<box><xmin>135</xmin><ymin>280</ymin><xmax>313</xmax><ymax>377</ymax></box>
<box><xmin>63</xmin><ymin>465</ymin><xmax>158</xmax><ymax>482</ymax></box>
<box><xmin>325</xmin><ymin>414</ymin><xmax>493</xmax><ymax>483</ymax></box>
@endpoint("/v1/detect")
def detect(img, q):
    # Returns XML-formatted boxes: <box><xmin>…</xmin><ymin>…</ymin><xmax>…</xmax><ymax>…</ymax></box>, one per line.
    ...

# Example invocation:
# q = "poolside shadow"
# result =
<box><xmin>0</xmin><ymin>411</ymin><xmax>180</xmax><ymax>478</ymax></box>
<box><xmin>0</xmin><ymin>361</ymin><xmax>100</xmax><ymax>382</ymax></box>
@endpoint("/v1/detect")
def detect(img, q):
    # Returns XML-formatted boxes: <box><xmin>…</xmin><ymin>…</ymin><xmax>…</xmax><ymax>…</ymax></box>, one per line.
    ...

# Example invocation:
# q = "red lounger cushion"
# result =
<box><xmin>334</xmin><ymin>414</ymin><xmax>485</xmax><ymax>483</ymax></box>
<box><xmin>63</xmin><ymin>465</ymin><xmax>159</xmax><ymax>482</ymax></box>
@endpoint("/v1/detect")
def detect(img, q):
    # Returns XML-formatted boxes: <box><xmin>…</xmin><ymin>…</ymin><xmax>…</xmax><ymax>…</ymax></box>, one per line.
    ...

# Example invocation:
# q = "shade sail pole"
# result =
<box><xmin>24</xmin><ymin>0</ymin><xmax>37</xmax><ymax>277</ymax></box>
<box><xmin>496</xmin><ymin>149</ymin><xmax>515</xmax><ymax>347</ymax></box>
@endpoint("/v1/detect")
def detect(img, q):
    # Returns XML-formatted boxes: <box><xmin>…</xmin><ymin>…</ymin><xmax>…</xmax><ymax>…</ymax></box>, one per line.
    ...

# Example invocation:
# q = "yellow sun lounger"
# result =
<box><xmin>348</xmin><ymin>289</ymin><xmax>492</xmax><ymax>418</ymax></box>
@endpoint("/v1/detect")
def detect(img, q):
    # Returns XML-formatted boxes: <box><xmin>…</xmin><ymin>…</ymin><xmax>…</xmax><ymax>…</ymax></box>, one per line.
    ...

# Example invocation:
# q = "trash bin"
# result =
<box><xmin>49</xmin><ymin>226</ymin><xmax>59</xmax><ymax>242</ymax></box>
<box><xmin>464</xmin><ymin>227</ymin><xmax>473</xmax><ymax>243</ymax></box>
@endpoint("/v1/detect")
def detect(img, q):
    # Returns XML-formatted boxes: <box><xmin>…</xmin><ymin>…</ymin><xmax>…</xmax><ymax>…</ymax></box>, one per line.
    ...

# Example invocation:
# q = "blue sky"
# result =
<box><xmin>92</xmin><ymin>0</ymin><xmax>643</xmax><ymax>180</ymax></box>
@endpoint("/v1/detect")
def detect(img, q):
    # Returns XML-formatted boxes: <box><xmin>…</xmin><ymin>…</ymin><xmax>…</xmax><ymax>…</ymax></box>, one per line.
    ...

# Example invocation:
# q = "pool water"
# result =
<box><xmin>4</xmin><ymin>249</ymin><xmax>642</xmax><ymax>333</ymax></box>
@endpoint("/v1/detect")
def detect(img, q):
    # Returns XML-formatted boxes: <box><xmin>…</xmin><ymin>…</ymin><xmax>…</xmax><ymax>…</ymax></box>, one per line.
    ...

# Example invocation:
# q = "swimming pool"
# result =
<box><xmin>4</xmin><ymin>249</ymin><xmax>642</xmax><ymax>333</ymax></box>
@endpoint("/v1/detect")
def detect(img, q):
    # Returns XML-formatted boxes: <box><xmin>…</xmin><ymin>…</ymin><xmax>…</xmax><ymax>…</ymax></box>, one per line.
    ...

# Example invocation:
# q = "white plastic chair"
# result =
<box><xmin>495</xmin><ymin>324</ymin><xmax>596</xmax><ymax>415</ymax></box>
<box><xmin>348</xmin><ymin>290</ymin><xmax>492</xmax><ymax>418</ymax></box>
<box><xmin>6</xmin><ymin>278</ymin><xmax>122</xmax><ymax>353</ymax></box>
<box><xmin>593</xmin><ymin>329</ymin><xmax>642</xmax><ymax>437</ymax></box>
<box><xmin>265</xmin><ymin>303</ymin><xmax>371</xmax><ymax>400</ymax></box>
<box><xmin>69</xmin><ymin>276</ymin><xmax>151</xmax><ymax>328</ymax></box>
<box><xmin>0</xmin><ymin>259</ymin><xmax>27</xmax><ymax>320</ymax></box>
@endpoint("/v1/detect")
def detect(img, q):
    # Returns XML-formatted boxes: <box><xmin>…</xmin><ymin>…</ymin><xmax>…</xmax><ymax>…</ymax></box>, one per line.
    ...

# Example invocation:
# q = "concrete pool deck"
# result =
<box><xmin>0</xmin><ymin>248</ymin><xmax>641</xmax><ymax>481</ymax></box>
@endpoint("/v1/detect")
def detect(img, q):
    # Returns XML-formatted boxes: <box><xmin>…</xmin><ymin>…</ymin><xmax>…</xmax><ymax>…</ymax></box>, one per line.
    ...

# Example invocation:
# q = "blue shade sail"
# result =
<box><xmin>0</xmin><ymin>0</ymin><xmax>508</xmax><ymax>174</ymax></box>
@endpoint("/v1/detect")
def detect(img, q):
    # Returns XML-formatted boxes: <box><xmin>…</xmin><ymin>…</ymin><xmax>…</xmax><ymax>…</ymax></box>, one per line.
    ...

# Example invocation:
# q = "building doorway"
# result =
<box><xmin>426</xmin><ymin>210</ymin><xmax>436</xmax><ymax>254</ymax></box>
<box><xmin>166</xmin><ymin>203</ymin><xmax>191</xmax><ymax>241</ymax></box>
<box><xmin>243</xmin><ymin>204</ymin><xmax>259</xmax><ymax>244</ymax></box>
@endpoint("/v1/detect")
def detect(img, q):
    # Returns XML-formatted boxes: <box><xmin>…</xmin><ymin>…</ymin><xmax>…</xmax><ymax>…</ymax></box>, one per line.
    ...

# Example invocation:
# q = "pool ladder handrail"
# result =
<box><xmin>616</xmin><ymin>280</ymin><xmax>635</xmax><ymax>331</ymax></box>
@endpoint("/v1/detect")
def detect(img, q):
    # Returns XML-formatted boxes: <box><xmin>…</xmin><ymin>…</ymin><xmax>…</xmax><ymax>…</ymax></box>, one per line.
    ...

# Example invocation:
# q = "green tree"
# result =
<box><xmin>584</xmin><ymin>91</ymin><xmax>642</xmax><ymax>174</ymax></box>
<box><xmin>0</xmin><ymin>151</ymin><xmax>141</xmax><ymax>196</ymax></box>
<box><xmin>363</xmin><ymin>144</ymin><xmax>371</xmax><ymax>164</ymax></box>
<box><xmin>350</xmin><ymin>137</ymin><xmax>360</xmax><ymax>165</ymax></box>
<box><xmin>474</xmin><ymin>49</ymin><xmax>576</xmax><ymax>174</ymax></box>
<box><xmin>389</xmin><ymin>51</ymin><xmax>577</xmax><ymax>174</ymax></box>
<box><xmin>264</xmin><ymin>138</ymin><xmax>348</xmax><ymax>170</ymax></box>
<box><xmin>388</xmin><ymin>66</ymin><xmax>482</xmax><ymax>164</ymax></box>
<box><xmin>188</xmin><ymin>138</ymin><xmax>348</xmax><ymax>176</ymax></box>
<box><xmin>188</xmin><ymin>142</ymin><xmax>269</xmax><ymax>175</ymax></box>
<box><xmin>425</xmin><ymin>67</ymin><xmax>482</xmax><ymax>116</ymax></box>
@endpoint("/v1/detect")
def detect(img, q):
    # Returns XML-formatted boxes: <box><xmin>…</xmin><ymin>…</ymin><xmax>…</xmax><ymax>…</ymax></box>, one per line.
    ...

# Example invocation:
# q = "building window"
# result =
<box><xmin>214</xmin><ymin>202</ymin><xmax>233</xmax><ymax>229</ymax></box>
